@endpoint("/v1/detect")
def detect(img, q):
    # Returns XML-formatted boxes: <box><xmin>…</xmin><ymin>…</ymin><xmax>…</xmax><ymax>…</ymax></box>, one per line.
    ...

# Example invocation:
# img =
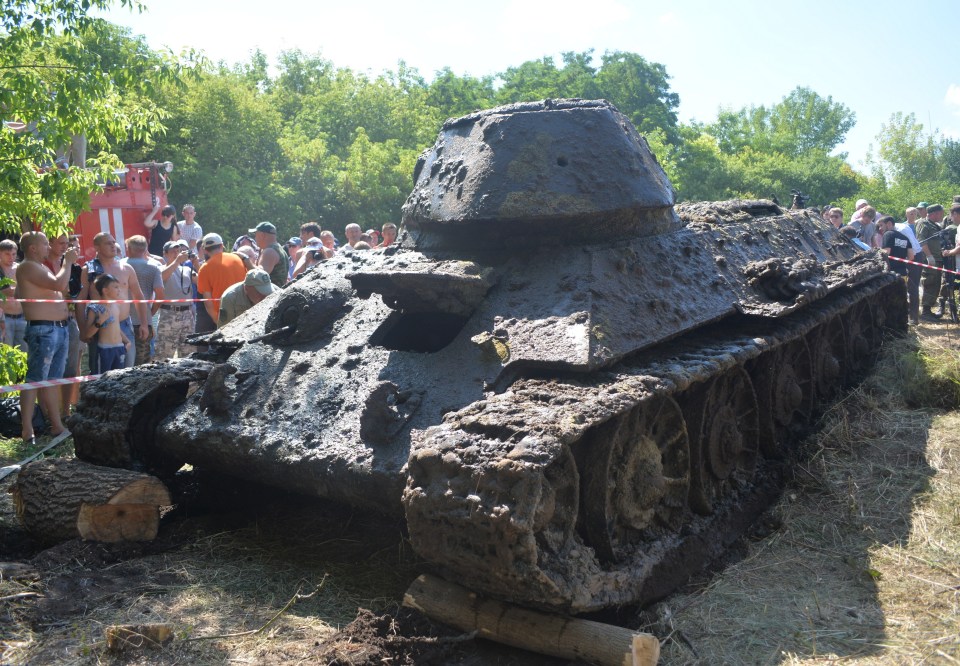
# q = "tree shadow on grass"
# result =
<box><xmin>653</xmin><ymin>333</ymin><xmax>943</xmax><ymax>664</ymax></box>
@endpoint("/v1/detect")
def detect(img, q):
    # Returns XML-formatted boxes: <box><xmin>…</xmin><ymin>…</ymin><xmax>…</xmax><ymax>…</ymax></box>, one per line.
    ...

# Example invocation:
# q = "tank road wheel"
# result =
<box><xmin>808</xmin><ymin>315</ymin><xmax>847</xmax><ymax>403</ymax></box>
<box><xmin>578</xmin><ymin>395</ymin><xmax>690</xmax><ymax>562</ymax></box>
<box><xmin>682</xmin><ymin>366</ymin><xmax>760</xmax><ymax>515</ymax></box>
<box><xmin>747</xmin><ymin>339</ymin><xmax>814</xmax><ymax>457</ymax></box>
<box><xmin>844</xmin><ymin>301</ymin><xmax>881</xmax><ymax>377</ymax></box>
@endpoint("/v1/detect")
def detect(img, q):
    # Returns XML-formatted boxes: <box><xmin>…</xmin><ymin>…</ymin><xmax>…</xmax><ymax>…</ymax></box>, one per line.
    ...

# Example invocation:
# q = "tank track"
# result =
<box><xmin>68</xmin><ymin>359</ymin><xmax>213</xmax><ymax>472</ymax></box>
<box><xmin>403</xmin><ymin>273</ymin><xmax>906</xmax><ymax>613</ymax></box>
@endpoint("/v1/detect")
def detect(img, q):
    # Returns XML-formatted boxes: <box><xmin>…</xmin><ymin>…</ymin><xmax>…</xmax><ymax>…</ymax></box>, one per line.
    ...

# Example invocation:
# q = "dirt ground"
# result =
<box><xmin>1</xmin><ymin>324</ymin><xmax>959</xmax><ymax>665</ymax></box>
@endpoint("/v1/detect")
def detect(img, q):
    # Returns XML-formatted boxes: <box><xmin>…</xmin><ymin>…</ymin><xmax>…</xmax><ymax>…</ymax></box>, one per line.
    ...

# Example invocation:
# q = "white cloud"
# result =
<box><xmin>945</xmin><ymin>83</ymin><xmax>960</xmax><ymax>114</ymax></box>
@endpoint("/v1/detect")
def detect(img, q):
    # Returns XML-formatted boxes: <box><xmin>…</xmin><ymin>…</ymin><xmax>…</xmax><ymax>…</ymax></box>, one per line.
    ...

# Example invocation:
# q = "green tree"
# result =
<box><xmin>709</xmin><ymin>87</ymin><xmax>854</xmax><ymax>158</ymax></box>
<box><xmin>870</xmin><ymin>112</ymin><xmax>942</xmax><ymax>184</ymax></box>
<box><xmin>0</xmin><ymin>2</ymin><xmax>194</xmax><ymax>235</ymax></box>
<box><xmin>595</xmin><ymin>51</ymin><xmax>680</xmax><ymax>144</ymax></box>
<box><xmin>331</xmin><ymin>128</ymin><xmax>417</xmax><ymax>232</ymax></box>
<box><xmin>426</xmin><ymin>67</ymin><xmax>496</xmax><ymax>118</ymax></box>
<box><xmin>151</xmin><ymin>71</ymin><xmax>295</xmax><ymax>243</ymax></box>
<box><xmin>493</xmin><ymin>50</ymin><xmax>681</xmax><ymax>146</ymax></box>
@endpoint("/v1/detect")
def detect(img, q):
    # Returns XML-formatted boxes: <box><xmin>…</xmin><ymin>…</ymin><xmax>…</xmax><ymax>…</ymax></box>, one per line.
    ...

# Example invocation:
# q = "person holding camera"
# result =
<box><xmin>155</xmin><ymin>240</ymin><xmax>198</xmax><ymax>360</ymax></box>
<box><xmin>291</xmin><ymin>238</ymin><xmax>327</xmax><ymax>279</ymax></box>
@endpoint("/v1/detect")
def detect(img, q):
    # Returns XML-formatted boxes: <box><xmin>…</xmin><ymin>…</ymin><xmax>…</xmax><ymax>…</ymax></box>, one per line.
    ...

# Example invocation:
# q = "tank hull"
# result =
<box><xmin>69</xmin><ymin>99</ymin><xmax>908</xmax><ymax>613</ymax></box>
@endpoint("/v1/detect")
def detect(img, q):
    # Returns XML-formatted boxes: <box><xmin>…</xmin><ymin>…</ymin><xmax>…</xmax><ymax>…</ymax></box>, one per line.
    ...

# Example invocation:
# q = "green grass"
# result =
<box><xmin>0</xmin><ymin>434</ymin><xmax>73</xmax><ymax>468</ymax></box>
<box><xmin>0</xmin><ymin>435</ymin><xmax>43</xmax><ymax>468</ymax></box>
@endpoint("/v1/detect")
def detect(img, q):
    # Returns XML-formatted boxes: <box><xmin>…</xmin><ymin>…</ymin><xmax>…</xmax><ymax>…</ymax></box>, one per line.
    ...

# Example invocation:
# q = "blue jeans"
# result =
<box><xmin>24</xmin><ymin>324</ymin><xmax>68</xmax><ymax>382</ymax></box>
<box><xmin>3</xmin><ymin>315</ymin><xmax>27</xmax><ymax>352</ymax></box>
<box><xmin>119</xmin><ymin>317</ymin><xmax>135</xmax><ymax>367</ymax></box>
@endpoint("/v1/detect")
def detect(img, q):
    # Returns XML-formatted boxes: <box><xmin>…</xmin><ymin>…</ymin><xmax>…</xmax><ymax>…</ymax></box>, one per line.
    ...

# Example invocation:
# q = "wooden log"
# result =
<box><xmin>77</xmin><ymin>503</ymin><xmax>160</xmax><ymax>541</ymax></box>
<box><xmin>403</xmin><ymin>574</ymin><xmax>660</xmax><ymax>666</ymax></box>
<box><xmin>11</xmin><ymin>458</ymin><xmax>171</xmax><ymax>545</ymax></box>
<box><xmin>105</xmin><ymin>623</ymin><xmax>173</xmax><ymax>652</ymax></box>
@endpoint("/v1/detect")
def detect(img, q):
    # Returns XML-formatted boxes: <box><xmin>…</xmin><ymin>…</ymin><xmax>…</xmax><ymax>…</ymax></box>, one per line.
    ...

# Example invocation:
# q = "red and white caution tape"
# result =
<box><xmin>15</xmin><ymin>297</ymin><xmax>217</xmax><ymax>304</ymax></box>
<box><xmin>0</xmin><ymin>373</ymin><xmax>100</xmax><ymax>394</ymax></box>
<box><xmin>887</xmin><ymin>256</ymin><xmax>960</xmax><ymax>276</ymax></box>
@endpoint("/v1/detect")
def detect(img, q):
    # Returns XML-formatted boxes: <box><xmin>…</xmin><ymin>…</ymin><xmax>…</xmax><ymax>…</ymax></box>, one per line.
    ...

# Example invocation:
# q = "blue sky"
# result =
<box><xmin>102</xmin><ymin>0</ymin><xmax>960</xmax><ymax>168</ymax></box>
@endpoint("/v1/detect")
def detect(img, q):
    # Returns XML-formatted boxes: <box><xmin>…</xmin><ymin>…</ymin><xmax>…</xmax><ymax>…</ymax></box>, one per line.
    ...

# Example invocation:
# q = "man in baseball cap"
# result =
<box><xmin>248</xmin><ymin>222</ymin><xmax>288</xmax><ymax>287</ymax></box>
<box><xmin>217</xmin><ymin>267</ymin><xmax>275</xmax><ymax>327</ymax></box>
<box><xmin>201</xmin><ymin>232</ymin><xmax>224</xmax><ymax>250</ymax></box>
<box><xmin>195</xmin><ymin>232</ymin><xmax>246</xmax><ymax>337</ymax></box>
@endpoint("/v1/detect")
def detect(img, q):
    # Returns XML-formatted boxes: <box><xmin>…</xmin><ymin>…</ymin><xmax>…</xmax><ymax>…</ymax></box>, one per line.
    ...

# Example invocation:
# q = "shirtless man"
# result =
<box><xmin>0</xmin><ymin>239</ymin><xmax>26</xmax><ymax>351</ymax></box>
<box><xmin>78</xmin><ymin>232</ymin><xmax>149</xmax><ymax>373</ymax></box>
<box><xmin>344</xmin><ymin>223</ymin><xmax>362</xmax><ymax>248</ymax></box>
<box><xmin>44</xmin><ymin>234</ymin><xmax>83</xmax><ymax>417</ymax></box>
<box><xmin>15</xmin><ymin>231</ymin><xmax>78</xmax><ymax>441</ymax></box>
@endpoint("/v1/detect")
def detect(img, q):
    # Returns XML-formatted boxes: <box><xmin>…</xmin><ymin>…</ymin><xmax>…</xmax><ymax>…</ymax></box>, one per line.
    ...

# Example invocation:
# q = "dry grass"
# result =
<box><xmin>3</xmin><ymin>329</ymin><xmax>960</xmax><ymax>665</ymax></box>
<box><xmin>655</xmin><ymin>331</ymin><xmax>960</xmax><ymax>665</ymax></box>
<box><xmin>1</xmin><ymin>490</ymin><xmax>421</xmax><ymax>665</ymax></box>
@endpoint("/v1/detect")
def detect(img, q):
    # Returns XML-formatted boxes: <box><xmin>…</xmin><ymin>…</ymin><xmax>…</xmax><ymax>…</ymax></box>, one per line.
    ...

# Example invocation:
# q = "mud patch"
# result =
<box><xmin>311</xmin><ymin>607</ymin><xmax>468</xmax><ymax>665</ymax></box>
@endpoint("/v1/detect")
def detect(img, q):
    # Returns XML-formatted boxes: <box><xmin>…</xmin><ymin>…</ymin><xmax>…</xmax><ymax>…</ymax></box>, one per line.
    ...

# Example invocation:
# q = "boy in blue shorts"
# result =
<box><xmin>85</xmin><ymin>274</ymin><xmax>131</xmax><ymax>371</ymax></box>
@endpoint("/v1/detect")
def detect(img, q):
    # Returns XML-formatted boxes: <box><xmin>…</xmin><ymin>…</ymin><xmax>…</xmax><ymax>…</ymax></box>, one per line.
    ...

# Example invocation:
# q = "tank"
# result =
<box><xmin>69</xmin><ymin>99</ymin><xmax>907</xmax><ymax>613</ymax></box>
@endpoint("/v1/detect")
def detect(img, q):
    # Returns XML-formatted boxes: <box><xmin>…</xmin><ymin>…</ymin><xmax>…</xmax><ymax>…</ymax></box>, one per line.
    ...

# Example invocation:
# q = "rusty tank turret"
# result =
<box><xmin>69</xmin><ymin>99</ymin><xmax>907</xmax><ymax>613</ymax></box>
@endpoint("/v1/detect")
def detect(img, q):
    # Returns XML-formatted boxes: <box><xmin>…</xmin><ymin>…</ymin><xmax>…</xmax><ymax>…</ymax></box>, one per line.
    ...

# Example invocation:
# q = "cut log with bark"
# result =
<box><xmin>403</xmin><ymin>574</ymin><xmax>661</xmax><ymax>666</ymax></box>
<box><xmin>11</xmin><ymin>458</ymin><xmax>171</xmax><ymax>545</ymax></box>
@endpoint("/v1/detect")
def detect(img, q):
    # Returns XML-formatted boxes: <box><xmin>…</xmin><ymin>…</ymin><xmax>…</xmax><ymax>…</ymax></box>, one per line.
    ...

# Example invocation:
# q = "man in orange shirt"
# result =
<box><xmin>196</xmin><ymin>233</ymin><xmax>246</xmax><ymax>337</ymax></box>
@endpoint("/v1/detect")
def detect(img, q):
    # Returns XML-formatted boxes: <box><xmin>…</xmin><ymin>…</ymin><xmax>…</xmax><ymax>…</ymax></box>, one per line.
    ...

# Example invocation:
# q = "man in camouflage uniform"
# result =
<box><xmin>155</xmin><ymin>240</ymin><xmax>197</xmax><ymax>360</ymax></box>
<box><xmin>917</xmin><ymin>204</ymin><xmax>946</xmax><ymax>321</ymax></box>
<box><xmin>938</xmin><ymin>204</ymin><xmax>960</xmax><ymax>322</ymax></box>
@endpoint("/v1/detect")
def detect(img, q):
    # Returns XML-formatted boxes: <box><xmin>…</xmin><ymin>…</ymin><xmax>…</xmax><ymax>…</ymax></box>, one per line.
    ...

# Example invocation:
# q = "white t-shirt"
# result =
<box><xmin>895</xmin><ymin>223</ymin><xmax>922</xmax><ymax>254</ymax></box>
<box><xmin>177</xmin><ymin>221</ymin><xmax>204</xmax><ymax>247</ymax></box>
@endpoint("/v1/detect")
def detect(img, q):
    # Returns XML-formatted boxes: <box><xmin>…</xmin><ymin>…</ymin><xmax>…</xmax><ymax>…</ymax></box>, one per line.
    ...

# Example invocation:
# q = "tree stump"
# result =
<box><xmin>11</xmin><ymin>458</ymin><xmax>171</xmax><ymax>545</ymax></box>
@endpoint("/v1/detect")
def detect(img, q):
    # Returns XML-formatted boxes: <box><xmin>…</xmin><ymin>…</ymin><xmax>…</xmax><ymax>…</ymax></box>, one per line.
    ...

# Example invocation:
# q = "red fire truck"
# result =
<box><xmin>74</xmin><ymin>161</ymin><xmax>173</xmax><ymax>260</ymax></box>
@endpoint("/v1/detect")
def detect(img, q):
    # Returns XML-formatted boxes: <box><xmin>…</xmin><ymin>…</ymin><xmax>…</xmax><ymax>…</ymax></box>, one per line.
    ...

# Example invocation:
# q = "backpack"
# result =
<box><xmin>0</xmin><ymin>396</ymin><xmax>47</xmax><ymax>438</ymax></box>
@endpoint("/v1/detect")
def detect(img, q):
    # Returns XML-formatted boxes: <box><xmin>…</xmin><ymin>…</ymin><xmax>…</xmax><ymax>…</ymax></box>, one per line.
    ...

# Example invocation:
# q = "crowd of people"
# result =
<box><xmin>6</xmin><ymin>194</ymin><xmax>959</xmax><ymax>443</ymax></box>
<box><xmin>824</xmin><ymin>196</ymin><xmax>960</xmax><ymax>325</ymax></box>
<box><xmin>0</xmin><ymin>203</ymin><xmax>399</xmax><ymax>442</ymax></box>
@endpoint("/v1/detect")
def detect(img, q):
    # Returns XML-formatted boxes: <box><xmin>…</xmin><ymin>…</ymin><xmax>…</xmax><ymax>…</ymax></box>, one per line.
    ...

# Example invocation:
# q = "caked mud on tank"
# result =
<box><xmin>70</xmin><ymin>99</ymin><xmax>907</xmax><ymax>613</ymax></box>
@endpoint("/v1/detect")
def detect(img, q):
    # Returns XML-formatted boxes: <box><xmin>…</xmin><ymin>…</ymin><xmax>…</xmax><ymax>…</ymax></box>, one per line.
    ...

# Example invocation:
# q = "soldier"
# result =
<box><xmin>938</xmin><ymin>204</ymin><xmax>960</xmax><ymax>322</ymax></box>
<box><xmin>917</xmin><ymin>204</ymin><xmax>946</xmax><ymax>321</ymax></box>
